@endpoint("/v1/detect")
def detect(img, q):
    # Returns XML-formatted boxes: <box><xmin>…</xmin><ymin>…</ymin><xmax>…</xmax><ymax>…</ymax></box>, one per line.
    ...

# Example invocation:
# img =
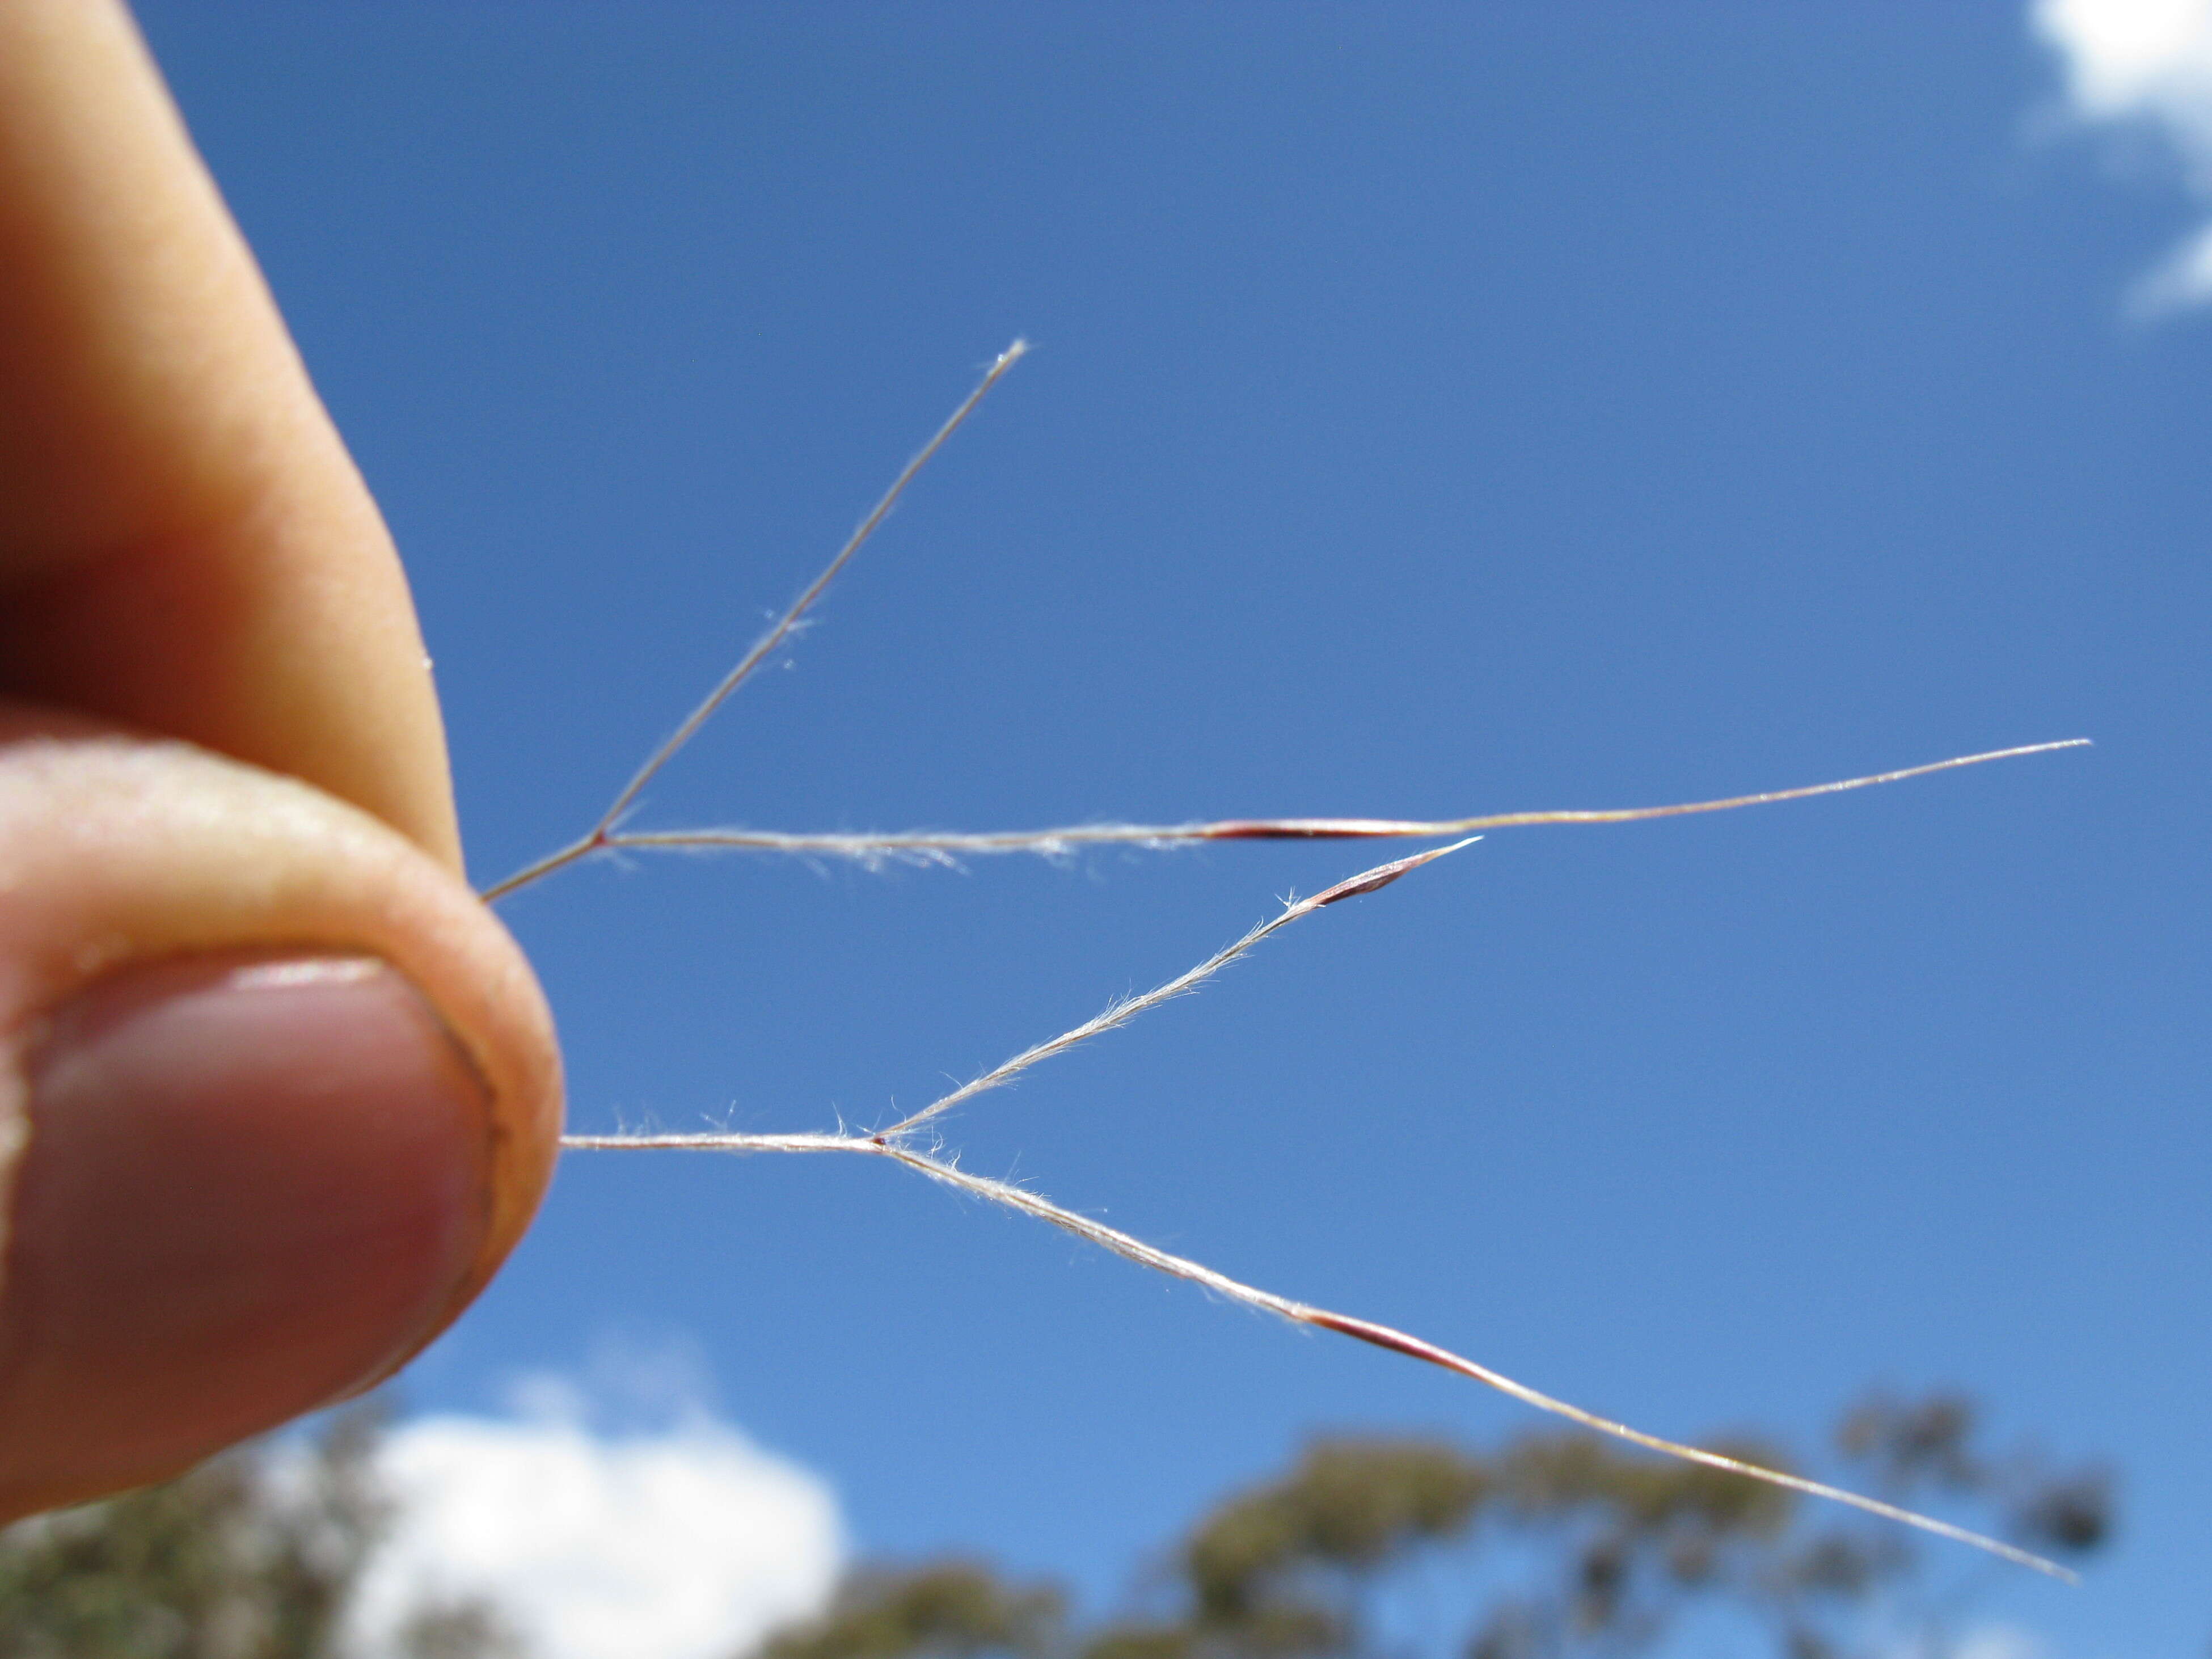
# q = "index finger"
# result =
<box><xmin>0</xmin><ymin>0</ymin><xmax>460</xmax><ymax>868</ymax></box>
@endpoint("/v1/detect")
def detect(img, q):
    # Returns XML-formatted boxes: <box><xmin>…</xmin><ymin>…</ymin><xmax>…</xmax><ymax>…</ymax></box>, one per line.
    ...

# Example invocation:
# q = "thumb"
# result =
<box><xmin>0</xmin><ymin>710</ymin><xmax>560</xmax><ymax>1521</ymax></box>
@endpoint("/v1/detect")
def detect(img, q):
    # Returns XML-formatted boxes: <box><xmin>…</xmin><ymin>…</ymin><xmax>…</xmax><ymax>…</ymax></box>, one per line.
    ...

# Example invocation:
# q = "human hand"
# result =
<box><xmin>0</xmin><ymin>0</ymin><xmax>562</xmax><ymax>1519</ymax></box>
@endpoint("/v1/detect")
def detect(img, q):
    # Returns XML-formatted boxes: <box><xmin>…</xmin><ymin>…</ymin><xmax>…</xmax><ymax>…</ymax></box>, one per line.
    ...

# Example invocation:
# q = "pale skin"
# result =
<box><xmin>0</xmin><ymin>0</ymin><xmax>562</xmax><ymax>1518</ymax></box>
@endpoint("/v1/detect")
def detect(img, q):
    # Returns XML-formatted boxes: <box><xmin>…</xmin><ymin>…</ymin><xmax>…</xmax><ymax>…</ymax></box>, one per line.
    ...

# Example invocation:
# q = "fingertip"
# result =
<box><xmin>0</xmin><ymin>951</ymin><xmax>494</xmax><ymax>1512</ymax></box>
<box><xmin>0</xmin><ymin>718</ymin><xmax>562</xmax><ymax>1518</ymax></box>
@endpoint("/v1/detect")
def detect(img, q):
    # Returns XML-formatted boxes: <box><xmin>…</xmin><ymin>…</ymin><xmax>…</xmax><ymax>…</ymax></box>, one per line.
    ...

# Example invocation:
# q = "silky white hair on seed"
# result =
<box><xmin>485</xmin><ymin>343</ymin><xmax>2090</xmax><ymax>1583</ymax></box>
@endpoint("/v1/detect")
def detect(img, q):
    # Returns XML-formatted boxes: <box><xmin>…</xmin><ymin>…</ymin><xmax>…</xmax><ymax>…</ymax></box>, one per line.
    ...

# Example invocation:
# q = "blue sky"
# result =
<box><xmin>136</xmin><ymin>5</ymin><xmax>2209</xmax><ymax>1654</ymax></box>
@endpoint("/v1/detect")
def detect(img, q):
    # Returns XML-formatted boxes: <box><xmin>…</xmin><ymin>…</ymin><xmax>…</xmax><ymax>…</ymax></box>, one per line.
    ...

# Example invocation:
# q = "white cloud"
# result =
<box><xmin>1871</xmin><ymin>1622</ymin><xmax>2053</xmax><ymax>1659</ymax></box>
<box><xmin>347</xmin><ymin>1378</ymin><xmax>844</xmax><ymax>1659</ymax></box>
<box><xmin>2031</xmin><ymin>0</ymin><xmax>2212</xmax><ymax>312</ymax></box>
<box><xmin>1952</xmin><ymin>1623</ymin><xmax>2050</xmax><ymax>1659</ymax></box>
<box><xmin>1872</xmin><ymin>1621</ymin><xmax>2050</xmax><ymax>1659</ymax></box>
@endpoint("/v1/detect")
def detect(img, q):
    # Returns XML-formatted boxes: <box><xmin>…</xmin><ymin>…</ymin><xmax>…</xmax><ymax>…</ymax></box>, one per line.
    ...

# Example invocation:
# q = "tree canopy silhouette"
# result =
<box><xmin>766</xmin><ymin>1392</ymin><xmax>2107</xmax><ymax>1659</ymax></box>
<box><xmin>0</xmin><ymin>1390</ymin><xmax>2107</xmax><ymax>1659</ymax></box>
